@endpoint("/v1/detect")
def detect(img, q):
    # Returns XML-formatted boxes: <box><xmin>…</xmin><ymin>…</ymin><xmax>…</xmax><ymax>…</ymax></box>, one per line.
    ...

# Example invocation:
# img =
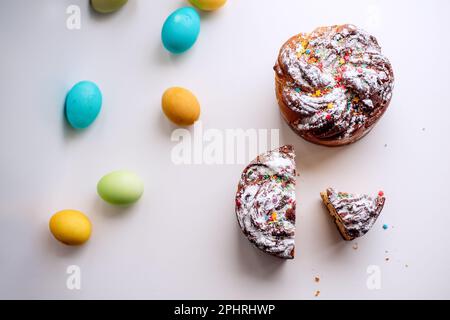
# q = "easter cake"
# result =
<box><xmin>320</xmin><ymin>188</ymin><xmax>386</xmax><ymax>241</ymax></box>
<box><xmin>235</xmin><ymin>145</ymin><xmax>296</xmax><ymax>259</ymax></box>
<box><xmin>274</xmin><ymin>24</ymin><xmax>394</xmax><ymax>147</ymax></box>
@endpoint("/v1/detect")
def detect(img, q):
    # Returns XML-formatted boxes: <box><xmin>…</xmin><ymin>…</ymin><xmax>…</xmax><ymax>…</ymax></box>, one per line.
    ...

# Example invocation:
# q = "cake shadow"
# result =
<box><xmin>234</xmin><ymin>226</ymin><xmax>288</xmax><ymax>279</ymax></box>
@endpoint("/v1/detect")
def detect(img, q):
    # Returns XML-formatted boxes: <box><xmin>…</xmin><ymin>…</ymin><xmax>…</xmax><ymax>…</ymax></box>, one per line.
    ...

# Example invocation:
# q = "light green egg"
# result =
<box><xmin>91</xmin><ymin>0</ymin><xmax>128</xmax><ymax>14</ymax></box>
<box><xmin>97</xmin><ymin>170</ymin><xmax>144</xmax><ymax>205</ymax></box>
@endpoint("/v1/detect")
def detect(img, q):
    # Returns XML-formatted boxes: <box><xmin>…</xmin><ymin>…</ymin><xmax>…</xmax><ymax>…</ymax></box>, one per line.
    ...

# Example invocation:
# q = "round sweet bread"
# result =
<box><xmin>235</xmin><ymin>146</ymin><xmax>296</xmax><ymax>259</ymax></box>
<box><xmin>274</xmin><ymin>25</ymin><xmax>394</xmax><ymax>147</ymax></box>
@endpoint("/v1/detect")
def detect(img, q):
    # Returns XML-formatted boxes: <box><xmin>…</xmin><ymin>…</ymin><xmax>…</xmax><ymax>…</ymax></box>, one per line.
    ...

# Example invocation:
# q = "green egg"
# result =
<box><xmin>91</xmin><ymin>0</ymin><xmax>128</xmax><ymax>14</ymax></box>
<box><xmin>97</xmin><ymin>170</ymin><xmax>144</xmax><ymax>205</ymax></box>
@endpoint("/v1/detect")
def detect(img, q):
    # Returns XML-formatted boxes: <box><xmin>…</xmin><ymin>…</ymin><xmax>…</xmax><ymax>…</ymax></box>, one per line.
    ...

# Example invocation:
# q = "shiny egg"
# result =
<box><xmin>91</xmin><ymin>0</ymin><xmax>128</xmax><ymax>13</ymax></box>
<box><xmin>97</xmin><ymin>170</ymin><xmax>144</xmax><ymax>205</ymax></box>
<box><xmin>65</xmin><ymin>81</ymin><xmax>102</xmax><ymax>129</ymax></box>
<box><xmin>162</xmin><ymin>87</ymin><xmax>200</xmax><ymax>126</ymax></box>
<box><xmin>161</xmin><ymin>7</ymin><xmax>201</xmax><ymax>54</ymax></box>
<box><xmin>189</xmin><ymin>0</ymin><xmax>227</xmax><ymax>11</ymax></box>
<box><xmin>49</xmin><ymin>210</ymin><xmax>92</xmax><ymax>245</ymax></box>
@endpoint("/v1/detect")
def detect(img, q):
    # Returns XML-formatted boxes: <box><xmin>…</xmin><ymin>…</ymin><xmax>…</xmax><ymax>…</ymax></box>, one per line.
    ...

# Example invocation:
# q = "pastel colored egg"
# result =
<box><xmin>162</xmin><ymin>87</ymin><xmax>200</xmax><ymax>126</ymax></box>
<box><xmin>49</xmin><ymin>210</ymin><xmax>92</xmax><ymax>246</ymax></box>
<box><xmin>91</xmin><ymin>0</ymin><xmax>128</xmax><ymax>13</ymax></box>
<box><xmin>65</xmin><ymin>81</ymin><xmax>102</xmax><ymax>129</ymax></box>
<box><xmin>97</xmin><ymin>170</ymin><xmax>144</xmax><ymax>205</ymax></box>
<box><xmin>161</xmin><ymin>7</ymin><xmax>201</xmax><ymax>54</ymax></box>
<box><xmin>189</xmin><ymin>0</ymin><xmax>227</xmax><ymax>11</ymax></box>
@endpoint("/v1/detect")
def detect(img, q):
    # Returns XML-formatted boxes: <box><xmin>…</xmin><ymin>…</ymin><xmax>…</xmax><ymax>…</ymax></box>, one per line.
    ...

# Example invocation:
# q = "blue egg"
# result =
<box><xmin>65</xmin><ymin>81</ymin><xmax>102</xmax><ymax>129</ymax></box>
<box><xmin>161</xmin><ymin>7</ymin><xmax>201</xmax><ymax>54</ymax></box>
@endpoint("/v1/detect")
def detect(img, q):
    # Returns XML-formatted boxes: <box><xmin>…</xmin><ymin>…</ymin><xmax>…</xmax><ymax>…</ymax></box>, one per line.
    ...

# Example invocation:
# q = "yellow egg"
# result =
<box><xmin>162</xmin><ymin>87</ymin><xmax>201</xmax><ymax>126</ymax></box>
<box><xmin>189</xmin><ymin>0</ymin><xmax>227</xmax><ymax>11</ymax></box>
<box><xmin>49</xmin><ymin>210</ymin><xmax>92</xmax><ymax>246</ymax></box>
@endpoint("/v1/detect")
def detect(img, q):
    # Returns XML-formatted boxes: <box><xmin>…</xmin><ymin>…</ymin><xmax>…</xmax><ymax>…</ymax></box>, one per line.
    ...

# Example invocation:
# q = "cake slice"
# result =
<box><xmin>320</xmin><ymin>188</ymin><xmax>386</xmax><ymax>241</ymax></box>
<box><xmin>235</xmin><ymin>145</ymin><xmax>296</xmax><ymax>259</ymax></box>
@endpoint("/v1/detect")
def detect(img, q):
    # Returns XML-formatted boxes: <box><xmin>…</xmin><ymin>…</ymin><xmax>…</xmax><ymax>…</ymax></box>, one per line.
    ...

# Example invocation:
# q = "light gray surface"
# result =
<box><xmin>0</xmin><ymin>0</ymin><xmax>449</xmax><ymax>299</ymax></box>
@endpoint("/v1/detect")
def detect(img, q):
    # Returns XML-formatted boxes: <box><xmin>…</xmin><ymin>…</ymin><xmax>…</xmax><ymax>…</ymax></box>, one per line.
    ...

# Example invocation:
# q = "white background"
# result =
<box><xmin>1</xmin><ymin>0</ymin><xmax>449</xmax><ymax>299</ymax></box>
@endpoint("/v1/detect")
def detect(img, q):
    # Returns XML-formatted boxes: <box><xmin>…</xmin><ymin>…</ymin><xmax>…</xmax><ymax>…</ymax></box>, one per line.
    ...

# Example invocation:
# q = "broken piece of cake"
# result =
<box><xmin>320</xmin><ymin>188</ymin><xmax>386</xmax><ymax>241</ymax></box>
<box><xmin>235</xmin><ymin>145</ymin><xmax>296</xmax><ymax>259</ymax></box>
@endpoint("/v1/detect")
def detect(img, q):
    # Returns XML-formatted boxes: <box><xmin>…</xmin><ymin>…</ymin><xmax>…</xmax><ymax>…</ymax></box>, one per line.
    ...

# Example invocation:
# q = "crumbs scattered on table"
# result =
<box><xmin>422</xmin><ymin>128</ymin><xmax>426</xmax><ymax>131</ymax></box>
<box><xmin>385</xmin><ymin>257</ymin><xmax>390</xmax><ymax>262</ymax></box>
<box><xmin>405</xmin><ymin>264</ymin><xmax>409</xmax><ymax>268</ymax></box>
<box><xmin>314</xmin><ymin>290</ymin><xmax>320</xmax><ymax>297</ymax></box>
<box><xmin>352</xmin><ymin>243</ymin><xmax>358</xmax><ymax>250</ymax></box>
<box><xmin>314</xmin><ymin>276</ymin><xmax>320</xmax><ymax>283</ymax></box>
<box><xmin>384</xmin><ymin>144</ymin><xmax>387</xmax><ymax>148</ymax></box>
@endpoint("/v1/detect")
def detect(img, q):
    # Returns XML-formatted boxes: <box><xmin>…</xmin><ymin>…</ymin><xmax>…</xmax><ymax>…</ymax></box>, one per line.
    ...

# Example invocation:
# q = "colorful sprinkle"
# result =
<box><xmin>295</xmin><ymin>87</ymin><xmax>301</xmax><ymax>93</ymax></box>
<box><xmin>327</xmin><ymin>103</ymin><xmax>334</xmax><ymax>110</ymax></box>
<box><xmin>378</xmin><ymin>191</ymin><xmax>384</xmax><ymax>197</ymax></box>
<box><xmin>339</xmin><ymin>58</ymin><xmax>345</xmax><ymax>65</ymax></box>
<box><xmin>325</xmin><ymin>114</ymin><xmax>332</xmax><ymax>120</ymax></box>
<box><xmin>271</xmin><ymin>212</ymin><xmax>277</xmax><ymax>222</ymax></box>
<box><xmin>382</xmin><ymin>224</ymin><xmax>388</xmax><ymax>230</ymax></box>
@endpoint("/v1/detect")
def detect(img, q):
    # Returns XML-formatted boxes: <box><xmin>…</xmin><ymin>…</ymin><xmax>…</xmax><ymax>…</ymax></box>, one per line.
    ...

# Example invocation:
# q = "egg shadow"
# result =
<box><xmin>155</xmin><ymin>111</ymin><xmax>196</xmax><ymax>138</ymax></box>
<box><xmin>44</xmin><ymin>226</ymin><xmax>88</xmax><ymax>258</ymax></box>
<box><xmin>152</xmin><ymin>40</ymin><xmax>196</xmax><ymax>66</ymax></box>
<box><xmin>61</xmin><ymin>96</ymin><xmax>80</xmax><ymax>140</ymax></box>
<box><xmin>61</xmin><ymin>97</ymin><xmax>98</xmax><ymax>141</ymax></box>
<box><xmin>92</xmin><ymin>194</ymin><xmax>141</xmax><ymax>219</ymax></box>
<box><xmin>234</xmin><ymin>226</ymin><xmax>288</xmax><ymax>279</ymax></box>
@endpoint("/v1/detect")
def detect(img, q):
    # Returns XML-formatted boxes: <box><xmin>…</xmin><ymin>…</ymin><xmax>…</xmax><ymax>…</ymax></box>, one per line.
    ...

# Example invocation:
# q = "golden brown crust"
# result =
<box><xmin>320</xmin><ymin>191</ymin><xmax>353</xmax><ymax>240</ymax></box>
<box><xmin>274</xmin><ymin>25</ymin><xmax>394</xmax><ymax>147</ymax></box>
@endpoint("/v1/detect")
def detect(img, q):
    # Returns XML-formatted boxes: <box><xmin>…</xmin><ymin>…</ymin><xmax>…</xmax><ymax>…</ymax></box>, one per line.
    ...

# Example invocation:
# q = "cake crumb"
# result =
<box><xmin>352</xmin><ymin>243</ymin><xmax>358</xmax><ymax>250</ymax></box>
<box><xmin>384</xmin><ymin>144</ymin><xmax>387</xmax><ymax>147</ymax></box>
<box><xmin>314</xmin><ymin>290</ymin><xmax>320</xmax><ymax>297</ymax></box>
<box><xmin>314</xmin><ymin>276</ymin><xmax>320</xmax><ymax>283</ymax></box>
<box><xmin>405</xmin><ymin>264</ymin><xmax>409</xmax><ymax>268</ymax></box>
<box><xmin>385</xmin><ymin>257</ymin><xmax>390</xmax><ymax>262</ymax></box>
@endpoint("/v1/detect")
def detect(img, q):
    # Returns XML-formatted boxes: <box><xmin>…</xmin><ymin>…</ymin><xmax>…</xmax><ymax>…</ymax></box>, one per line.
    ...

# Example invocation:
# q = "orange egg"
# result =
<box><xmin>188</xmin><ymin>0</ymin><xmax>227</xmax><ymax>11</ymax></box>
<box><xmin>162</xmin><ymin>87</ymin><xmax>201</xmax><ymax>126</ymax></box>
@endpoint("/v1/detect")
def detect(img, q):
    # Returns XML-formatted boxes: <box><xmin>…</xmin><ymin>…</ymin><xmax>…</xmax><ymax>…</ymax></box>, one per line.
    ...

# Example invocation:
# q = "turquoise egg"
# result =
<box><xmin>161</xmin><ymin>7</ymin><xmax>201</xmax><ymax>54</ymax></box>
<box><xmin>65</xmin><ymin>81</ymin><xmax>102</xmax><ymax>129</ymax></box>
